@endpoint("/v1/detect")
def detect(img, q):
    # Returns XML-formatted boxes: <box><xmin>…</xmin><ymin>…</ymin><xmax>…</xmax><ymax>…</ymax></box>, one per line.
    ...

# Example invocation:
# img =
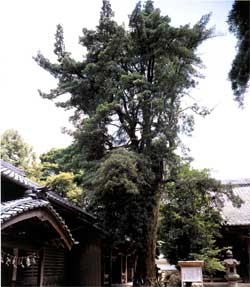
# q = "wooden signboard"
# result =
<box><xmin>181</xmin><ymin>267</ymin><xmax>202</xmax><ymax>282</ymax></box>
<box><xmin>178</xmin><ymin>261</ymin><xmax>204</xmax><ymax>287</ymax></box>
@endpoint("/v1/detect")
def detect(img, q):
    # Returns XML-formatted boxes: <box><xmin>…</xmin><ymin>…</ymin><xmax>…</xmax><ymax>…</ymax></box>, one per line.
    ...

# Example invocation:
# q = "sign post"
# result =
<box><xmin>178</xmin><ymin>261</ymin><xmax>204</xmax><ymax>287</ymax></box>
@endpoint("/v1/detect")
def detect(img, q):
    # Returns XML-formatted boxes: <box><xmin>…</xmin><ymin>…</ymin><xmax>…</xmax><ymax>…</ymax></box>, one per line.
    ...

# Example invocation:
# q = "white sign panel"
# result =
<box><xmin>181</xmin><ymin>267</ymin><xmax>203</xmax><ymax>282</ymax></box>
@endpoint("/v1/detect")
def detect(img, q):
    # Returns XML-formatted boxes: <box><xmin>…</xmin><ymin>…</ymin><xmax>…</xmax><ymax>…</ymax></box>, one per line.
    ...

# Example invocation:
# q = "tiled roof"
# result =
<box><xmin>1</xmin><ymin>159</ymin><xmax>40</xmax><ymax>189</ymax></box>
<box><xmin>222</xmin><ymin>179</ymin><xmax>250</xmax><ymax>226</ymax></box>
<box><xmin>1</xmin><ymin>196</ymin><xmax>76</xmax><ymax>247</ymax></box>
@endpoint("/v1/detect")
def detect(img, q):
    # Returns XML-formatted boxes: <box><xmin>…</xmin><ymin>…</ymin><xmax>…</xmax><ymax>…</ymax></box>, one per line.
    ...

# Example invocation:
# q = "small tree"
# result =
<box><xmin>192</xmin><ymin>246</ymin><xmax>227</xmax><ymax>279</ymax></box>
<box><xmin>160</xmin><ymin>164</ymin><xmax>240</xmax><ymax>266</ymax></box>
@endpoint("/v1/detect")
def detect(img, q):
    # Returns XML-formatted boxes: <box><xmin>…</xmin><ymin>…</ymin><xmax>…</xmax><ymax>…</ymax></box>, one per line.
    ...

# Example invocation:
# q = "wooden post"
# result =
<box><xmin>110</xmin><ymin>248</ymin><xmax>112</xmax><ymax>287</ymax></box>
<box><xmin>121</xmin><ymin>254</ymin><xmax>128</xmax><ymax>284</ymax></box>
<box><xmin>11</xmin><ymin>248</ymin><xmax>18</xmax><ymax>287</ymax></box>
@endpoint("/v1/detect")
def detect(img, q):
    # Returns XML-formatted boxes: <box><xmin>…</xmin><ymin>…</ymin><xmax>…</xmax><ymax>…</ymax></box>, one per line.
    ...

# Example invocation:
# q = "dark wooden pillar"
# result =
<box><xmin>110</xmin><ymin>248</ymin><xmax>113</xmax><ymax>286</ymax></box>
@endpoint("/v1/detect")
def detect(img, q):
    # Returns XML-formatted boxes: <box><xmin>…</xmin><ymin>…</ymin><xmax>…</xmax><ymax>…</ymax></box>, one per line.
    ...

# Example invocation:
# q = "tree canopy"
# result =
<box><xmin>35</xmin><ymin>0</ymin><xmax>214</xmax><ymax>282</ymax></box>
<box><xmin>227</xmin><ymin>0</ymin><xmax>250</xmax><ymax>106</ymax></box>
<box><xmin>35</xmin><ymin>0</ymin><xmax>212</xmax><ymax>161</ymax></box>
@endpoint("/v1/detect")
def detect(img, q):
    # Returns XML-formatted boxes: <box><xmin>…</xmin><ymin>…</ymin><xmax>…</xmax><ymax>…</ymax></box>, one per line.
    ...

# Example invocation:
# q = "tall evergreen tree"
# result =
<box><xmin>35</xmin><ymin>1</ymin><xmax>213</xmax><ymax>283</ymax></box>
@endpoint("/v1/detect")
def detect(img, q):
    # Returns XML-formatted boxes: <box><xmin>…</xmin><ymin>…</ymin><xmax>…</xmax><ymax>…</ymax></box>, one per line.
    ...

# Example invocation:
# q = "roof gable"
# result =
<box><xmin>1</xmin><ymin>196</ymin><xmax>76</xmax><ymax>249</ymax></box>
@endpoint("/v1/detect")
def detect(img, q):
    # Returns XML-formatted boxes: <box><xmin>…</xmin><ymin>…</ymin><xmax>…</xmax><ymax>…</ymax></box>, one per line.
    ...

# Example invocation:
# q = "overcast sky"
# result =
<box><xmin>1</xmin><ymin>0</ymin><xmax>249</xmax><ymax>180</ymax></box>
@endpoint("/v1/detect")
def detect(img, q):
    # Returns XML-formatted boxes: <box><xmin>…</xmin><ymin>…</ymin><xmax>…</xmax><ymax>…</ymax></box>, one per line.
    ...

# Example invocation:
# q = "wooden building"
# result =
<box><xmin>1</xmin><ymin>159</ymin><xmax>106</xmax><ymax>286</ymax></box>
<box><xmin>221</xmin><ymin>179</ymin><xmax>250</xmax><ymax>283</ymax></box>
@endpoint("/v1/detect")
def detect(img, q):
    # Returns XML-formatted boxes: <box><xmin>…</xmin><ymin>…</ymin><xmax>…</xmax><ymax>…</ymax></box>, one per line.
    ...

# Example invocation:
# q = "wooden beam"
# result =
<box><xmin>1</xmin><ymin>237</ymin><xmax>41</xmax><ymax>250</ymax></box>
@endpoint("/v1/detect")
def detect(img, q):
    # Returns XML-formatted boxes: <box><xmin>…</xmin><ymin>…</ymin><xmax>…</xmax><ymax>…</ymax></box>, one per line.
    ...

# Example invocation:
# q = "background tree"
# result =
<box><xmin>39</xmin><ymin>144</ymin><xmax>81</xmax><ymax>177</ymax></box>
<box><xmin>0</xmin><ymin>129</ymin><xmax>43</xmax><ymax>182</ymax></box>
<box><xmin>35</xmin><ymin>0</ymin><xmax>213</xmax><ymax>282</ymax></box>
<box><xmin>45</xmin><ymin>172</ymin><xmax>83</xmax><ymax>204</ymax></box>
<box><xmin>227</xmin><ymin>0</ymin><xmax>250</xmax><ymax>106</ymax></box>
<box><xmin>1</xmin><ymin>129</ymin><xmax>36</xmax><ymax>170</ymax></box>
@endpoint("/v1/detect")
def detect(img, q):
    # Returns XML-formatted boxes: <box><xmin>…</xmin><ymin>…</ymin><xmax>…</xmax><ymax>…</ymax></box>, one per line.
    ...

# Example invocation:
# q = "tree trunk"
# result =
<box><xmin>134</xmin><ymin>190</ymin><xmax>161</xmax><ymax>286</ymax></box>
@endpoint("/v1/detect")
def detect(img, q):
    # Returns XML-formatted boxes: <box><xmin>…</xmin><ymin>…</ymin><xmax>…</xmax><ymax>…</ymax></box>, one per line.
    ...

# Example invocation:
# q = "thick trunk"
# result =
<box><xmin>134</xmin><ymin>191</ymin><xmax>161</xmax><ymax>286</ymax></box>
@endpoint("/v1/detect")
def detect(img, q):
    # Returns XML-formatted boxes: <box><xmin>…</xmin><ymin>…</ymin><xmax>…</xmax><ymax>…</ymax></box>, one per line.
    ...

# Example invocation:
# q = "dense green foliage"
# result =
<box><xmin>35</xmin><ymin>0</ymin><xmax>213</xmax><ymax>280</ymax></box>
<box><xmin>228</xmin><ymin>1</ymin><xmax>250</xmax><ymax>106</ymax></box>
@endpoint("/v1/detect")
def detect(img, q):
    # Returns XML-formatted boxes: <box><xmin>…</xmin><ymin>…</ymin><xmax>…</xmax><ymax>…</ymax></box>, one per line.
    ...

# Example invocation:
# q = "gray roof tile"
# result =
<box><xmin>222</xmin><ymin>179</ymin><xmax>250</xmax><ymax>226</ymax></box>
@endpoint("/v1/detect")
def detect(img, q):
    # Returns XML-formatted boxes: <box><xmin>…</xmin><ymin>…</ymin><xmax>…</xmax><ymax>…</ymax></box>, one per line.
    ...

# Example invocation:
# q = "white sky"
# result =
<box><xmin>0</xmin><ymin>0</ymin><xmax>249</xmax><ymax>180</ymax></box>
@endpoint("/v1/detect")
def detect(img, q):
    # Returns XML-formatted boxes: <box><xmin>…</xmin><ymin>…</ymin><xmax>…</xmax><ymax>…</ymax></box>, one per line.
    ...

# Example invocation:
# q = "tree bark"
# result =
<box><xmin>134</xmin><ymin>190</ymin><xmax>161</xmax><ymax>286</ymax></box>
